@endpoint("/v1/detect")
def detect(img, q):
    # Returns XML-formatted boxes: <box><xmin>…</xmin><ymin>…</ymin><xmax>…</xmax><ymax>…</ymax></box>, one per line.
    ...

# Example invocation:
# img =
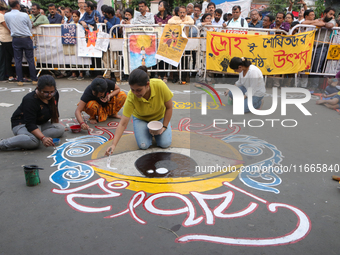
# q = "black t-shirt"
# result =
<box><xmin>11</xmin><ymin>90</ymin><xmax>60</xmax><ymax>132</ymax></box>
<box><xmin>80</xmin><ymin>79</ymin><xmax>116</xmax><ymax>106</ymax></box>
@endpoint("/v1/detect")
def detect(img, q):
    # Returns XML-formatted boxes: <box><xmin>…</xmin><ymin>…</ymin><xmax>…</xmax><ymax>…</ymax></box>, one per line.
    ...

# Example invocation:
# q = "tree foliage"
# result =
<box><xmin>32</xmin><ymin>0</ymin><xmax>79</xmax><ymax>13</ymax></box>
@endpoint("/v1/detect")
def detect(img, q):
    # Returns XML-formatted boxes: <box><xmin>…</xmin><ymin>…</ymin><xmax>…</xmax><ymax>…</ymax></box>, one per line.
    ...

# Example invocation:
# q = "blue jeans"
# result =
<box><xmin>0</xmin><ymin>122</ymin><xmax>64</xmax><ymax>150</ymax></box>
<box><xmin>12</xmin><ymin>37</ymin><xmax>37</xmax><ymax>82</ymax></box>
<box><xmin>228</xmin><ymin>85</ymin><xmax>264</xmax><ymax>113</ymax></box>
<box><xmin>132</xmin><ymin>116</ymin><xmax>172</xmax><ymax>150</ymax></box>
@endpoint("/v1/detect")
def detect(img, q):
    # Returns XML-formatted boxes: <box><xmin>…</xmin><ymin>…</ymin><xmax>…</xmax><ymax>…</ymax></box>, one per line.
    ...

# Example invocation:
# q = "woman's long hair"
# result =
<box><xmin>37</xmin><ymin>75</ymin><xmax>59</xmax><ymax>123</ymax></box>
<box><xmin>156</xmin><ymin>1</ymin><xmax>170</xmax><ymax>20</ymax></box>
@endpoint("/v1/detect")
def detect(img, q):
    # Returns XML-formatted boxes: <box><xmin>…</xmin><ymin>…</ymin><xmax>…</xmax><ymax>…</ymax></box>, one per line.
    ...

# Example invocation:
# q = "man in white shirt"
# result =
<box><xmin>223</xmin><ymin>5</ymin><xmax>248</xmax><ymax>28</ymax></box>
<box><xmin>78</xmin><ymin>0</ymin><xmax>86</xmax><ymax>20</ymax></box>
<box><xmin>212</xmin><ymin>8</ymin><xmax>223</xmax><ymax>26</ymax></box>
<box><xmin>131</xmin><ymin>0</ymin><xmax>154</xmax><ymax>25</ymax></box>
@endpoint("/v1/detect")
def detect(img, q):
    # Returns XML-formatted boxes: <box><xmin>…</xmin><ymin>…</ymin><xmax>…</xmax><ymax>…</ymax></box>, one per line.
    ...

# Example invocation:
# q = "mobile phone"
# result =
<box><xmin>123</xmin><ymin>17</ymin><xmax>128</xmax><ymax>20</ymax></box>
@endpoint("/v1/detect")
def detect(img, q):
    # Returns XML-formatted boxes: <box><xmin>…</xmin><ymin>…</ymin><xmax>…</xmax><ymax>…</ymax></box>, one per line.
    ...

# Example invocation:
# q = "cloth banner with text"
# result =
<box><xmin>206</xmin><ymin>30</ymin><xmax>315</xmax><ymax>75</ymax></box>
<box><xmin>155</xmin><ymin>24</ymin><xmax>188</xmax><ymax>67</ymax></box>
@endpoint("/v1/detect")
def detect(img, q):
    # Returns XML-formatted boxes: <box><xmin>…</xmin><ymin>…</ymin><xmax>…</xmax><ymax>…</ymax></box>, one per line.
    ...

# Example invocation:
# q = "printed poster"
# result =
<box><xmin>206</xmin><ymin>30</ymin><xmax>315</xmax><ymax>75</ymax></box>
<box><xmin>155</xmin><ymin>24</ymin><xmax>188</xmax><ymax>67</ymax></box>
<box><xmin>77</xmin><ymin>25</ymin><xmax>102</xmax><ymax>58</ymax></box>
<box><xmin>61</xmin><ymin>24</ymin><xmax>76</xmax><ymax>45</ymax></box>
<box><xmin>123</xmin><ymin>26</ymin><xmax>162</xmax><ymax>74</ymax></box>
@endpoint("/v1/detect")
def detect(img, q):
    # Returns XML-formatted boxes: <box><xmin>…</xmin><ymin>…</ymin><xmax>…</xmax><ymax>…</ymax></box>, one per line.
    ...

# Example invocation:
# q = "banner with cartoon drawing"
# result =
<box><xmin>155</xmin><ymin>25</ymin><xmax>188</xmax><ymax>67</ymax></box>
<box><xmin>123</xmin><ymin>26</ymin><xmax>162</xmax><ymax>74</ymax></box>
<box><xmin>206</xmin><ymin>30</ymin><xmax>315</xmax><ymax>75</ymax></box>
<box><xmin>77</xmin><ymin>25</ymin><xmax>102</xmax><ymax>58</ymax></box>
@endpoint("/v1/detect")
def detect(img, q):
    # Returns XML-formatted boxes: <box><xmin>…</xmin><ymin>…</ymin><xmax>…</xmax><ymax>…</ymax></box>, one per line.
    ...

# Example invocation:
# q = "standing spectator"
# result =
<box><xmin>115</xmin><ymin>9</ymin><xmax>123</xmax><ymax>22</ymax></box>
<box><xmin>154</xmin><ymin>1</ymin><xmax>172</xmax><ymax>25</ymax></box>
<box><xmin>4</xmin><ymin>0</ymin><xmax>38</xmax><ymax>86</ymax></box>
<box><xmin>40</xmin><ymin>9</ymin><xmax>45</xmax><ymax>15</ymax></box>
<box><xmin>223</xmin><ymin>5</ymin><xmax>248</xmax><ymax>28</ymax></box>
<box><xmin>186</xmin><ymin>3</ymin><xmax>194</xmax><ymax>16</ymax></box>
<box><xmin>212</xmin><ymin>8</ymin><xmax>223</xmax><ymax>26</ymax></box>
<box><xmin>68</xmin><ymin>10</ymin><xmax>85</xmax><ymax>81</ymax></box>
<box><xmin>153</xmin><ymin>0</ymin><xmax>172</xmax><ymax>82</ymax></box>
<box><xmin>302</xmin><ymin>9</ymin><xmax>326</xmax><ymax>26</ymax></box>
<box><xmin>287</xmin><ymin>0</ymin><xmax>307</xmax><ymax>23</ymax></box>
<box><xmin>270</xmin><ymin>12</ymin><xmax>290</xmax><ymax>32</ymax></box>
<box><xmin>48</xmin><ymin>4</ymin><xmax>63</xmax><ymax>24</ymax></box>
<box><xmin>308</xmin><ymin>7</ymin><xmax>336</xmax><ymax>92</ymax></box>
<box><xmin>63</xmin><ymin>7</ymin><xmax>73</xmax><ymax>24</ymax></box>
<box><xmin>80</xmin><ymin>1</ymin><xmax>97</xmax><ymax>28</ymax></box>
<box><xmin>285</xmin><ymin>13</ymin><xmax>294</xmax><ymax>27</ymax></box>
<box><xmin>121</xmin><ymin>8</ymin><xmax>133</xmax><ymax>25</ymax></box>
<box><xmin>262</xmin><ymin>14</ymin><xmax>274</xmax><ymax>28</ymax></box>
<box><xmin>338</xmin><ymin>12</ymin><xmax>340</xmax><ymax>21</ymax></box>
<box><xmin>0</xmin><ymin>2</ymin><xmax>14</xmax><ymax>81</ymax></box>
<box><xmin>71</xmin><ymin>10</ymin><xmax>80</xmax><ymax>24</ymax></box>
<box><xmin>192</xmin><ymin>3</ymin><xmax>203</xmax><ymax>24</ymax></box>
<box><xmin>104</xmin><ymin>6</ymin><xmax>120</xmax><ymax>35</ymax></box>
<box><xmin>248</xmin><ymin>9</ymin><xmax>262</xmax><ymax>28</ymax></box>
<box><xmin>131</xmin><ymin>1</ymin><xmax>154</xmax><ymax>24</ymax></box>
<box><xmin>99</xmin><ymin>4</ymin><xmax>108</xmax><ymax>22</ymax></box>
<box><xmin>207</xmin><ymin>2</ymin><xmax>215</xmax><ymax>19</ymax></box>
<box><xmin>30</xmin><ymin>3</ymin><xmax>49</xmax><ymax>28</ymax></box>
<box><xmin>58</xmin><ymin>6</ymin><xmax>67</xmax><ymax>22</ymax></box>
<box><xmin>168</xmin><ymin>5</ymin><xmax>194</xmax><ymax>83</ymax></box>
<box><xmin>78</xmin><ymin>0</ymin><xmax>86</xmax><ymax>19</ymax></box>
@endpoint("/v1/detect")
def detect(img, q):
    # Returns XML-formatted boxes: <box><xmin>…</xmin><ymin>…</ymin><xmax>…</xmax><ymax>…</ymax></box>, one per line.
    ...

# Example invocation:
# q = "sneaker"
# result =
<box><xmin>77</xmin><ymin>76</ymin><xmax>84</xmax><ymax>81</ymax></box>
<box><xmin>68</xmin><ymin>76</ymin><xmax>77</xmax><ymax>80</ymax></box>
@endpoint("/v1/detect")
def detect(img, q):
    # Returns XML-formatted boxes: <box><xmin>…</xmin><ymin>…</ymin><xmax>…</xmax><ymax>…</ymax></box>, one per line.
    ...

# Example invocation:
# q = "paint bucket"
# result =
<box><xmin>53</xmin><ymin>138</ymin><xmax>60</xmax><ymax>146</ymax></box>
<box><xmin>23</xmin><ymin>165</ymin><xmax>43</xmax><ymax>187</ymax></box>
<box><xmin>147</xmin><ymin>121</ymin><xmax>163</xmax><ymax>135</ymax></box>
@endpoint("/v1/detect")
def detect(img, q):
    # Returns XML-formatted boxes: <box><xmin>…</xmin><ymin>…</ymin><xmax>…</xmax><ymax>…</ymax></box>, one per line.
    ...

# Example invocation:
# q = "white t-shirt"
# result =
<box><xmin>235</xmin><ymin>65</ymin><xmax>266</xmax><ymax>97</ymax></box>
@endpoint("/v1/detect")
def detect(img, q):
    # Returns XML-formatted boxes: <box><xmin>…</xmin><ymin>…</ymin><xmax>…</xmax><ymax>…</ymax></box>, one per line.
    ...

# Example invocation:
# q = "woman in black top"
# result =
<box><xmin>75</xmin><ymin>77</ymin><xmax>126</xmax><ymax>129</ymax></box>
<box><xmin>0</xmin><ymin>75</ymin><xmax>64</xmax><ymax>150</ymax></box>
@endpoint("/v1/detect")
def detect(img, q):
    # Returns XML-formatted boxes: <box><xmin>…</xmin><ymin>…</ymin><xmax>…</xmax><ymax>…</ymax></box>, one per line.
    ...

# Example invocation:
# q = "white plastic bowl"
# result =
<box><xmin>147</xmin><ymin>121</ymin><xmax>163</xmax><ymax>135</ymax></box>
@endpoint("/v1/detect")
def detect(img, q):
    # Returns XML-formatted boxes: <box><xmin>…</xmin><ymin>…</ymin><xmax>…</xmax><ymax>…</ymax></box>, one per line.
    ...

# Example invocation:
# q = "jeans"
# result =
<box><xmin>309</xmin><ymin>45</ymin><xmax>329</xmax><ymax>88</ymax></box>
<box><xmin>0</xmin><ymin>122</ymin><xmax>64</xmax><ymax>150</ymax></box>
<box><xmin>12</xmin><ymin>37</ymin><xmax>37</xmax><ymax>82</ymax></box>
<box><xmin>132</xmin><ymin>116</ymin><xmax>172</xmax><ymax>150</ymax></box>
<box><xmin>228</xmin><ymin>85</ymin><xmax>264</xmax><ymax>113</ymax></box>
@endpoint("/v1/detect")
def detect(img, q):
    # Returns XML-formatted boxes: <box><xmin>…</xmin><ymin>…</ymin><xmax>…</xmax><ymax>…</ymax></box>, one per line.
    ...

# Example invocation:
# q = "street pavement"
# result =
<box><xmin>0</xmin><ymin>77</ymin><xmax>339</xmax><ymax>255</ymax></box>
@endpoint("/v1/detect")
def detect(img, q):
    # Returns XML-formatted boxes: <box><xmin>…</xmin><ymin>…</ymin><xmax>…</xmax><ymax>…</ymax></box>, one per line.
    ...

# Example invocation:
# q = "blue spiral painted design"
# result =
<box><xmin>223</xmin><ymin>135</ymin><xmax>284</xmax><ymax>194</ymax></box>
<box><xmin>48</xmin><ymin>135</ymin><xmax>108</xmax><ymax>189</ymax></box>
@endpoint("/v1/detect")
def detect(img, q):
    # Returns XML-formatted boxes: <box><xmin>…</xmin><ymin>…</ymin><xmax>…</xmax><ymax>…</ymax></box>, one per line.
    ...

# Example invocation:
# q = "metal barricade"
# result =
<box><xmin>32</xmin><ymin>24</ymin><xmax>109</xmax><ymax>77</ymax></box>
<box><xmin>289</xmin><ymin>24</ymin><xmax>340</xmax><ymax>77</ymax></box>
<box><xmin>108</xmin><ymin>24</ymin><xmax>201</xmax><ymax>82</ymax></box>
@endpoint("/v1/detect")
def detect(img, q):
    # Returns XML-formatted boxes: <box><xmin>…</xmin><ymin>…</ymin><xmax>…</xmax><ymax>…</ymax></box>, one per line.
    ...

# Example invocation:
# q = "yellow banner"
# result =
<box><xmin>327</xmin><ymin>45</ymin><xmax>340</xmax><ymax>60</ymax></box>
<box><xmin>155</xmin><ymin>24</ymin><xmax>188</xmax><ymax>67</ymax></box>
<box><xmin>206</xmin><ymin>30</ymin><xmax>315</xmax><ymax>75</ymax></box>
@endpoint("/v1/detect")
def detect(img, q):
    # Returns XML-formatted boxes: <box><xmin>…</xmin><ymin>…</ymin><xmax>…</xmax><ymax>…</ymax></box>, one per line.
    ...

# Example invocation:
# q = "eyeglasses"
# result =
<box><xmin>42</xmin><ymin>90</ymin><xmax>56</xmax><ymax>97</ymax></box>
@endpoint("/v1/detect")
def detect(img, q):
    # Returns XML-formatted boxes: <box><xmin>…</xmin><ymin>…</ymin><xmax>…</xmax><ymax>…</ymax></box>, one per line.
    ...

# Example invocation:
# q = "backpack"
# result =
<box><xmin>226</xmin><ymin>17</ymin><xmax>245</xmax><ymax>27</ymax></box>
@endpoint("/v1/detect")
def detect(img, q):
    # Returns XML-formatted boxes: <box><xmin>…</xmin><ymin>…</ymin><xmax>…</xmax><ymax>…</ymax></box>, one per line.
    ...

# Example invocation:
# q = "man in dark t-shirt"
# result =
<box><xmin>75</xmin><ymin>78</ymin><xmax>127</xmax><ymax>128</ymax></box>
